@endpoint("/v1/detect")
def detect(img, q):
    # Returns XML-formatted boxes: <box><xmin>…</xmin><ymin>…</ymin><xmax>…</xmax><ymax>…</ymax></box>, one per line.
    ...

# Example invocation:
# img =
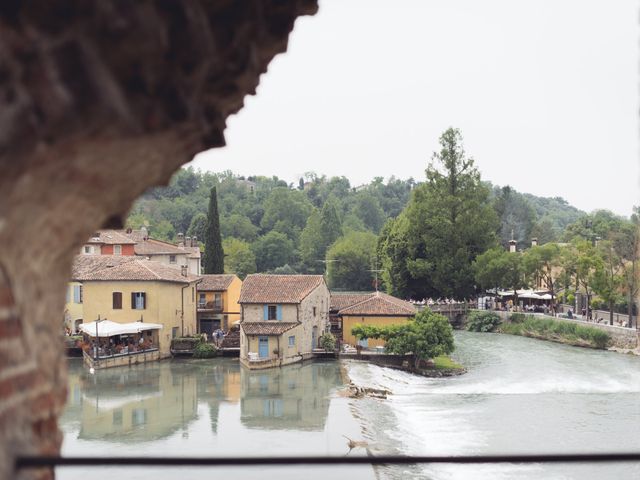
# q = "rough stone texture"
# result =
<box><xmin>0</xmin><ymin>2</ymin><xmax>317</xmax><ymax>479</ymax></box>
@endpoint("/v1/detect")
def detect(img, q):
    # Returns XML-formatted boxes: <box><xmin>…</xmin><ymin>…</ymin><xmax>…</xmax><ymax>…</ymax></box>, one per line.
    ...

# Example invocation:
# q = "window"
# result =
<box><xmin>131</xmin><ymin>292</ymin><xmax>146</xmax><ymax>309</ymax></box>
<box><xmin>83</xmin><ymin>246</ymin><xmax>93</xmax><ymax>254</ymax></box>
<box><xmin>172</xmin><ymin>327</ymin><xmax>179</xmax><ymax>338</ymax></box>
<box><xmin>73</xmin><ymin>285</ymin><xmax>83</xmax><ymax>304</ymax></box>
<box><xmin>112</xmin><ymin>292</ymin><xmax>122</xmax><ymax>309</ymax></box>
<box><xmin>169</xmin><ymin>255</ymin><xmax>176</xmax><ymax>264</ymax></box>
<box><xmin>113</xmin><ymin>409</ymin><xmax>123</xmax><ymax>426</ymax></box>
<box><xmin>114</xmin><ymin>245</ymin><xmax>122</xmax><ymax>255</ymax></box>
<box><xmin>313</xmin><ymin>307</ymin><xmax>317</xmax><ymax>317</ymax></box>
<box><xmin>288</xmin><ymin>335</ymin><xmax>295</xmax><ymax>347</ymax></box>
<box><xmin>198</xmin><ymin>293</ymin><xmax>206</xmax><ymax>307</ymax></box>
<box><xmin>268</xmin><ymin>305</ymin><xmax>277</xmax><ymax>320</ymax></box>
<box><xmin>131</xmin><ymin>408</ymin><xmax>147</xmax><ymax>426</ymax></box>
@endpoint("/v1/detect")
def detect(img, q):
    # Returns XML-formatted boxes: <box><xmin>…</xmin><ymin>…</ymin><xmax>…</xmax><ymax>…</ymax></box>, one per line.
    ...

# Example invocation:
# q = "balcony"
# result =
<box><xmin>197</xmin><ymin>300</ymin><xmax>223</xmax><ymax>313</ymax></box>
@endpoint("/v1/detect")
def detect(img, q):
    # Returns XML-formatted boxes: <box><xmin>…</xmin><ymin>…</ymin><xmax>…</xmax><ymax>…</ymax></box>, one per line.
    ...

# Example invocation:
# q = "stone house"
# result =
<box><xmin>239</xmin><ymin>274</ymin><xmax>329</xmax><ymax>369</ymax></box>
<box><xmin>196</xmin><ymin>274</ymin><xmax>242</xmax><ymax>334</ymax></box>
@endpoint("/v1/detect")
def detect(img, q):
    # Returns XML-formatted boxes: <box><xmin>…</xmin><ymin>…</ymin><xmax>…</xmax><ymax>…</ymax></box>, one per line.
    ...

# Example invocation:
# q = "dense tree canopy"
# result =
<box><xmin>127</xmin><ymin>163</ymin><xmax>599</xmax><ymax>290</ymax></box>
<box><xmin>380</xmin><ymin>128</ymin><xmax>499</xmax><ymax>299</ymax></box>
<box><xmin>326</xmin><ymin>231</ymin><xmax>378</xmax><ymax>290</ymax></box>
<box><xmin>203</xmin><ymin>187</ymin><xmax>224</xmax><ymax>274</ymax></box>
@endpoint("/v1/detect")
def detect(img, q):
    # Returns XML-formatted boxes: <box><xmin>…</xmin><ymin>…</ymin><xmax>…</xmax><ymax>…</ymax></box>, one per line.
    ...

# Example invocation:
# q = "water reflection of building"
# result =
<box><xmin>75</xmin><ymin>361</ymin><xmax>198</xmax><ymax>442</ymax></box>
<box><xmin>240</xmin><ymin>361</ymin><xmax>341</xmax><ymax>431</ymax></box>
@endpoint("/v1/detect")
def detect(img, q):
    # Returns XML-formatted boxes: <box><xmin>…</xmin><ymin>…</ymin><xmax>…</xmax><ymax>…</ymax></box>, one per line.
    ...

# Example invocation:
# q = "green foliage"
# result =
<box><xmin>299</xmin><ymin>210</ymin><xmax>325</xmax><ymax>273</ymax></box>
<box><xmin>492</xmin><ymin>185</ymin><xmax>537</xmax><ymax>248</ymax></box>
<box><xmin>252</xmin><ymin>231</ymin><xmax>295</xmax><ymax>272</ymax></box>
<box><xmin>509</xmin><ymin>313</ymin><xmax>526</xmax><ymax>323</ymax></box>
<box><xmin>473</xmin><ymin>247</ymin><xmax>526</xmax><ymax>293</ymax></box>
<box><xmin>522</xmin><ymin>243</ymin><xmax>561</xmax><ymax>298</ymax></box>
<box><xmin>466</xmin><ymin>311</ymin><xmax>501</xmax><ymax>332</ymax></box>
<box><xmin>351</xmin><ymin>309</ymin><xmax>455</xmax><ymax>369</ymax></box>
<box><xmin>499</xmin><ymin>316</ymin><xmax>610</xmax><ymax>349</ymax></box>
<box><xmin>326</xmin><ymin>231</ymin><xmax>377</xmax><ymax>290</ymax></box>
<box><xmin>127</xmin><ymin>167</ymin><xmax>593</xmax><ymax>284</ymax></box>
<box><xmin>319</xmin><ymin>333</ymin><xmax>337</xmax><ymax>351</ymax></box>
<box><xmin>187</xmin><ymin>213</ymin><xmax>207</xmax><ymax>240</ymax></box>
<box><xmin>381</xmin><ymin>128</ymin><xmax>499</xmax><ymax>299</ymax></box>
<box><xmin>193</xmin><ymin>342</ymin><xmax>218</xmax><ymax>358</ymax></box>
<box><xmin>203</xmin><ymin>187</ymin><xmax>224</xmax><ymax>274</ymax></box>
<box><xmin>272</xmin><ymin>264</ymin><xmax>297</xmax><ymax>274</ymax></box>
<box><xmin>223</xmin><ymin>238</ymin><xmax>256</xmax><ymax>279</ymax></box>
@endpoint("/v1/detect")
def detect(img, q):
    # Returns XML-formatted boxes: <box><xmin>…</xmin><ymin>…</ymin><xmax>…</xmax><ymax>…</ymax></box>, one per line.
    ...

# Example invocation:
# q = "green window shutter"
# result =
<box><xmin>131</xmin><ymin>292</ymin><xmax>136</xmax><ymax>309</ymax></box>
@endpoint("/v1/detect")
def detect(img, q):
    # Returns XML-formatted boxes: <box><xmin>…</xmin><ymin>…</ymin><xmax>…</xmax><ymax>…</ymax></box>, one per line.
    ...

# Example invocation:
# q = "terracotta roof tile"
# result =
<box><xmin>239</xmin><ymin>275</ymin><xmax>325</xmax><ymax>304</ymax></box>
<box><xmin>71</xmin><ymin>255</ymin><xmax>137</xmax><ymax>281</ymax></box>
<box><xmin>338</xmin><ymin>292</ymin><xmax>416</xmax><ymax>316</ymax></box>
<box><xmin>86</xmin><ymin>230</ymin><xmax>136</xmax><ymax>245</ymax></box>
<box><xmin>134</xmin><ymin>238</ymin><xmax>188</xmax><ymax>256</ymax></box>
<box><xmin>330</xmin><ymin>292</ymin><xmax>375</xmax><ymax>311</ymax></box>
<box><xmin>240</xmin><ymin>322</ymin><xmax>298</xmax><ymax>336</ymax></box>
<box><xmin>82</xmin><ymin>259</ymin><xmax>200</xmax><ymax>283</ymax></box>
<box><xmin>198</xmin><ymin>274</ymin><xmax>236</xmax><ymax>291</ymax></box>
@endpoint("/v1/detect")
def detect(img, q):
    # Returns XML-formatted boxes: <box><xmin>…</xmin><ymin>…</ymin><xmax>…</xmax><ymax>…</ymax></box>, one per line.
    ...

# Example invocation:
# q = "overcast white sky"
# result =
<box><xmin>191</xmin><ymin>0</ymin><xmax>639</xmax><ymax>217</ymax></box>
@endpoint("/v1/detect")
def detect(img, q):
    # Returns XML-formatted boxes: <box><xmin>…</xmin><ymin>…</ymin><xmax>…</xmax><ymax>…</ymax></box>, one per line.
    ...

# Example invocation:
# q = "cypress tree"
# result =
<box><xmin>203</xmin><ymin>187</ymin><xmax>224</xmax><ymax>274</ymax></box>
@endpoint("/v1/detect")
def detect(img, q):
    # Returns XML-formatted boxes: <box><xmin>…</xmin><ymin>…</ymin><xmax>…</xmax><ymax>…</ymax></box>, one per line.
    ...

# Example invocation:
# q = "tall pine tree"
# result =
<box><xmin>203</xmin><ymin>187</ymin><xmax>224</xmax><ymax>274</ymax></box>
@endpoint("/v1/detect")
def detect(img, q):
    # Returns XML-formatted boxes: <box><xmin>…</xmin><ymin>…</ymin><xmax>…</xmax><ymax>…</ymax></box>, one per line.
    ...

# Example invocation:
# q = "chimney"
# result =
<box><xmin>181</xmin><ymin>265</ymin><xmax>188</xmax><ymax>277</ymax></box>
<box><xmin>177</xmin><ymin>232</ymin><xmax>184</xmax><ymax>247</ymax></box>
<box><xmin>185</xmin><ymin>236</ymin><xmax>191</xmax><ymax>247</ymax></box>
<box><xmin>192</xmin><ymin>235</ymin><xmax>197</xmax><ymax>246</ymax></box>
<box><xmin>531</xmin><ymin>237</ymin><xmax>538</xmax><ymax>247</ymax></box>
<box><xmin>509</xmin><ymin>239</ymin><xmax>517</xmax><ymax>253</ymax></box>
<box><xmin>140</xmin><ymin>226</ymin><xmax>148</xmax><ymax>241</ymax></box>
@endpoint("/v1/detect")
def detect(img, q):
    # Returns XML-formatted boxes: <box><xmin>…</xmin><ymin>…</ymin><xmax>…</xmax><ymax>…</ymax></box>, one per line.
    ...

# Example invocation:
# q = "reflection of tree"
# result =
<box><xmin>240</xmin><ymin>361</ymin><xmax>341</xmax><ymax>431</ymax></box>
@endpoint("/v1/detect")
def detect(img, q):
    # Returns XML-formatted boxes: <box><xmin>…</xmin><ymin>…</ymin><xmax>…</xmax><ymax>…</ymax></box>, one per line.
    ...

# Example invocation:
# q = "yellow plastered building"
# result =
<box><xmin>337</xmin><ymin>291</ymin><xmax>416</xmax><ymax>349</ymax></box>
<box><xmin>79</xmin><ymin>259</ymin><xmax>199</xmax><ymax>357</ymax></box>
<box><xmin>196</xmin><ymin>274</ymin><xmax>242</xmax><ymax>334</ymax></box>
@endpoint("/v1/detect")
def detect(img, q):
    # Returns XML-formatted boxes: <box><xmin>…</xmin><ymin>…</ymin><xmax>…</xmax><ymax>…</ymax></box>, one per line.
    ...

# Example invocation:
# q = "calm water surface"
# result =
<box><xmin>60</xmin><ymin>332</ymin><xmax>640</xmax><ymax>479</ymax></box>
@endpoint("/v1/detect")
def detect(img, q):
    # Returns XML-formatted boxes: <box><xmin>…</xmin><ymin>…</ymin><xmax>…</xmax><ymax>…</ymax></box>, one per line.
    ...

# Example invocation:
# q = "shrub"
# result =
<box><xmin>509</xmin><ymin>313</ymin><xmax>526</xmax><ymax>323</ymax></box>
<box><xmin>193</xmin><ymin>342</ymin><xmax>217</xmax><ymax>358</ymax></box>
<box><xmin>466</xmin><ymin>311</ymin><xmax>501</xmax><ymax>332</ymax></box>
<box><xmin>319</xmin><ymin>333</ymin><xmax>337</xmax><ymax>351</ymax></box>
<box><xmin>499</xmin><ymin>315</ymin><xmax>610</xmax><ymax>349</ymax></box>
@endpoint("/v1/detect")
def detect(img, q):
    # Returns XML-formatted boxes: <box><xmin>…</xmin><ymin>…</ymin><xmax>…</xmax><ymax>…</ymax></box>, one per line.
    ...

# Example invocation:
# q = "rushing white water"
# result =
<box><xmin>345</xmin><ymin>331</ymin><xmax>640</xmax><ymax>479</ymax></box>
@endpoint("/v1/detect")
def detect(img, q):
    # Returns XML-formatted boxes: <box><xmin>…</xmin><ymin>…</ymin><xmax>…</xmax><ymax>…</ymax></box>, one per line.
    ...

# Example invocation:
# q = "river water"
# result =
<box><xmin>59</xmin><ymin>332</ymin><xmax>640</xmax><ymax>479</ymax></box>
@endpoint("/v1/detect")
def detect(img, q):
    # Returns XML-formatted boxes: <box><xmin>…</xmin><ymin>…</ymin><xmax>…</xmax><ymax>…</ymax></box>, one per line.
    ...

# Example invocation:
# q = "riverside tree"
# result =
<box><xmin>379</xmin><ymin>128</ymin><xmax>498</xmax><ymax>299</ymax></box>
<box><xmin>203</xmin><ymin>186</ymin><xmax>224</xmax><ymax>274</ymax></box>
<box><xmin>351</xmin><ymin>309</ymin><xmax>455</xmax><ymax>370</ymax></box>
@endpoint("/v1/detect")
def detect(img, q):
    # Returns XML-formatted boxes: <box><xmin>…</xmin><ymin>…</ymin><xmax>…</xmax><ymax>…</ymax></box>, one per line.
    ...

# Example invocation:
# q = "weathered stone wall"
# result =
<box><xmin>0</xmin><ymin>2</ymin><xmax>317</xmax><ymax>478</ymax></box>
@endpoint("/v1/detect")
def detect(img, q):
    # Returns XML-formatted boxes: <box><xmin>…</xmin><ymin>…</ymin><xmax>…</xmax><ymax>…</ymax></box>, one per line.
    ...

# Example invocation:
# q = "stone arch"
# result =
<box><xmin>0</xmin><ymin>2</ymin><xmax>318</xmax><ymax>478</ymax></box>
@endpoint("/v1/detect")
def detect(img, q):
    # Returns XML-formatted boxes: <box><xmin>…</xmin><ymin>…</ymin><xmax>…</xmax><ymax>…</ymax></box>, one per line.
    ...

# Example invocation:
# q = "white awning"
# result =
<box><xmin>79</xmin><ymin>320</ymin><xmax>163</xmax><ymax>338</ymax></box>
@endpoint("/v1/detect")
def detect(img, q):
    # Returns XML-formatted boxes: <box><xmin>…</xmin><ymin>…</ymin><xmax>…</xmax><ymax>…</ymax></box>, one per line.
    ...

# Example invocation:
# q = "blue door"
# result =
<box><xmin>258</xmin><ymin>336</ymin><xmax>269</xmax><ymax>358</ymax></box>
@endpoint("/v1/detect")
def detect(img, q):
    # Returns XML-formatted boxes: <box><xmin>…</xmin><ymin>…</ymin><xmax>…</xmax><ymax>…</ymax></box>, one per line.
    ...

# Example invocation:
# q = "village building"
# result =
<box><xmin>197</xmin><ymin>274</ymin><xmax>242</xmax><ymax>335</ymax></box>
<box><xmin>65</xmin><ymin>255</ymin><xmax>137</xmax><ymax>333</ymax></box>
<box><xmin>80</xmin><ymin>228</ymin><xmax>202</xmax><ymax>275</ymax></box>
<box><xmin>333</xmin><ymin>291</ymin><xmax>416</xmax><ymax>349</ymax></box>
<box><xmin>81</xmin><ymin>230</ymin><xmax>137</xmax><ymax>256</ymax></box>
<box><xmin>79</xmin><ymin>259</ymin><xmax>200</xmax><ymax>364</ymax></box>
<box><xmin>238</xmin><ymin>274</ymin><xmax>329</xmax><ymax>369</ymax></box>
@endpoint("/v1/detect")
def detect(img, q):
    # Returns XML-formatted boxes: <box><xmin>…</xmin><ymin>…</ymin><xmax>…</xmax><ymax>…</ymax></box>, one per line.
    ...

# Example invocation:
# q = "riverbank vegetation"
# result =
<box><xmin>498</xmin><ymin>315</ymin><xmax>610</xmax><ymax>349</ymax></box>
<box><xmin>351</xmin><ymin>309</ymin><xmax>455</xmax><ymax>370</ymax></box>
<box><xmin>466</xmin><ymin>310</ymin><xmax>501</xmax><ymax>332</ymax></box>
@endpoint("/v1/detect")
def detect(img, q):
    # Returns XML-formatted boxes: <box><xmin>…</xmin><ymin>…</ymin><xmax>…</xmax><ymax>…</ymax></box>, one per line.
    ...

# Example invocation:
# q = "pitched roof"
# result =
<box><xmin>82</xmin><ymin>259</ymin><xmax>200</xmax><ymax>283</ymax></box>
<box><xmin>240</xmin><ymin>322</ymin><xmax>298</xmax><ymax>336</ymax></box>
<box><xmin>330</xmin><ymin>292</ymin><xmax>375</xmax><ymax>311</ymax></box>
<box><xmin>337</xmin><ymin>291</ymin><xmax>416</xmax><ymax>316</ymax></box>
<box><xmin>198</xmin><ymin>274</ymin><xmax>236</xmax><ymax>291</ymax></box>
<box><xmin>239</xmin><ymin>275</ymin><xmax>325</xmax><ymax>304</ymax></box>
<box><xmin>86</xmin><ymin>230</ymin><xmax>136</xmax><ymax>245</ymax></box>
<box><xmin>71</xmin><ymin>255</ymin><xmax>137</xmax><ymax>281</ymax></box>
<box><xmin>133</xmin><ymin>238</ymin><xmax>187</xmax><ymax>256</ymax></box>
